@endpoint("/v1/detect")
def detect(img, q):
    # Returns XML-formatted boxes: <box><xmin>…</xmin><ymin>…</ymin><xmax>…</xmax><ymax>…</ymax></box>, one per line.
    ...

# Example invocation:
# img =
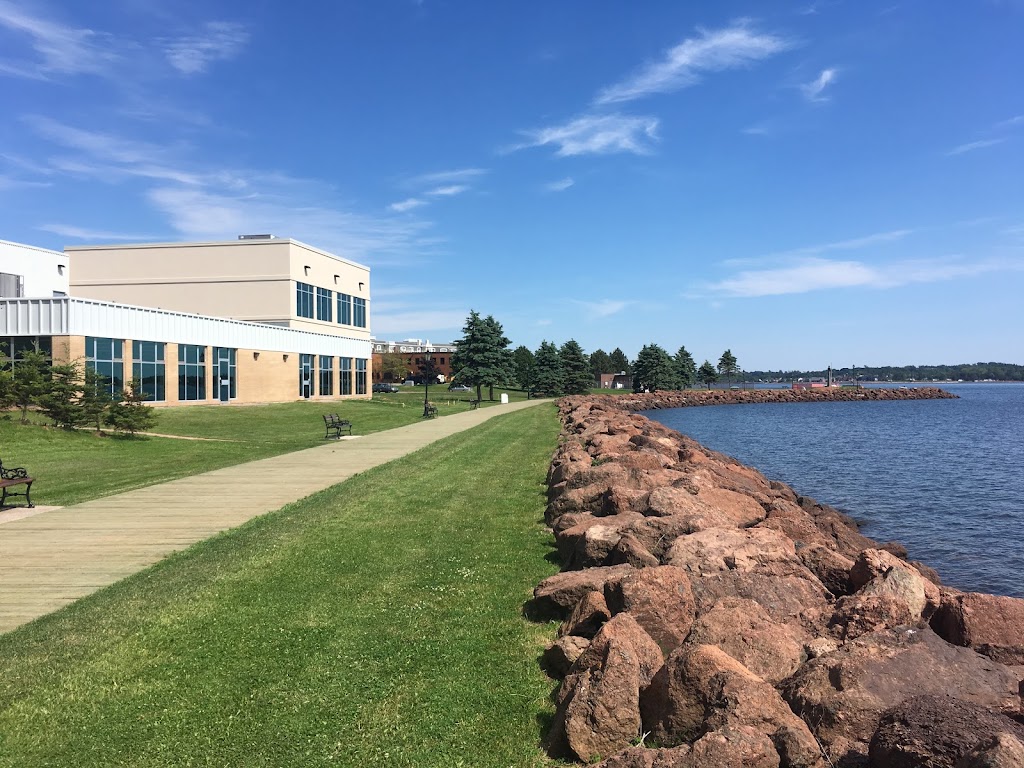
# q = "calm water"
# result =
<box><xmin>644</xmin><ymin>384</ymin><xmax>1024</xmax><ymax>598</ymax></box>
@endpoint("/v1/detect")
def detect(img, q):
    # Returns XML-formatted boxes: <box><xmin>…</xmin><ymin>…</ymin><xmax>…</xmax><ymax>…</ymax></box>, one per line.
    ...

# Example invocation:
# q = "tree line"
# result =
<box><xmin>744</xmin><ymin>362</ymin><xmax>1024</xmax><ymax>383</ymax></box>
<box><xmin>1</xmin><ymin>348</ymin><xmax>156</xmax><ymax>434</ymax></box>
<box><xmin>446</xmin><ymin>310</ymin><xmax>743</xmax><ymax>397</ymax></box>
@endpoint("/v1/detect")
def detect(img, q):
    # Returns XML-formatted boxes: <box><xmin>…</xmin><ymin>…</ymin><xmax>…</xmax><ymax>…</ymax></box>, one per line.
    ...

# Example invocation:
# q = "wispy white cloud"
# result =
<box><xmin>0</xmin><ymin>174</ymin><xmax>50</xmax><ymax>191</ymax></box>
<box><xmin>512</xmin><ymin>113</ymin><xmax>659</xmax><ymax>157</ymax></box>
<box><xmin>702</xmin><ymin>255</ymin><xmax>1015</xmax><ymax>298</ymax></box>
<box><xmin>946</xmin><ymin>137</ymin><xmax>1006</xmax><ymax>156</ymax></box>
<box><xmin>724</xmin><ymin>229</ymin><xmax>914</xmax><ymax>267</ymax></box>
<box><xmin>545</xmin><ymin>177</ymin><xmax>575</xmax><ymax>192</ymax></box>
<box><xmin>388</xmin><ymin>197</ymin><xmax>427</xmax><ymax>213</ymax></box>
<box><xmin>406</xmin><ymin>168</ymin><xmax>488</xmax><ymax>187</ymax></box>
<box><xmin>994</xmin><ymin>114</ymin><xmax>1024</xmax><ymax>130</ymax></box>
<box><xmin>427</xmin><ymin>184</ymin><xmax>468</xmax><ymax>196</ymax></box>
<box><xmin>161</xmin><ymin>21</ymin><xmax>249</xmax><ymax>75</ymax></box>
<box><xmin>38</xmin><ymin>223</ymin><xmax>155</xmax><ymax>241</ymax></box>
<box><xmin>801</xmin><ymin>67</ymin><xmax>838</xmax><ymax>101</ymax></box>
<box><xmin>0</xmin><ymin>0</ymin><xmax>121</xmax><ymax>79</ymax></box>
<box><xmin>595</xmin><ymin>21</ymin><xmax>792</xmax><ymax>105</ymax></box>
<box><xmin>571</xmin><ymin>299</ymin><xmax>632</xmax><ymax>319</ymax></box>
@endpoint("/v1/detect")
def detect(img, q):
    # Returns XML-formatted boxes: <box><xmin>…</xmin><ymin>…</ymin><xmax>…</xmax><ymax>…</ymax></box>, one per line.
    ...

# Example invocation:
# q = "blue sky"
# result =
<box><xmin>1</xmin><ymin>1</ymin><xmax>1022</xmax><ymax>370</ymax></box>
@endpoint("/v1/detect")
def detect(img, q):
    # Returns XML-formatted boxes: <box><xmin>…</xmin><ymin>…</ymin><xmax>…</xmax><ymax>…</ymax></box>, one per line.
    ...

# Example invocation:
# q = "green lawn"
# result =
<box><xmin>0</xmin><ymin>389</ymin><xmax>535</xmax><ymax>507</ymax></box>
<box><xmin>0</xmin><ymin>405</ymin><xmax>563</xmax><ymax>768</ymax></box>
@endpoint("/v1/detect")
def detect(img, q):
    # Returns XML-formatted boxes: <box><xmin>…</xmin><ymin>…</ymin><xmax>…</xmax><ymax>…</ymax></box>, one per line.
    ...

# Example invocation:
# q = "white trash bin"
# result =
<box><xmin>500</xmin><ymin>393</ymin><xmax>509</xmax><ymax>404</ymax></box>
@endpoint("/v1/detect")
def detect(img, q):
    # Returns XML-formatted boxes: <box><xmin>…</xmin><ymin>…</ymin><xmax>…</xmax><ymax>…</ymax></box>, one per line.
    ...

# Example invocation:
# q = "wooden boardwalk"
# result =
<box><xmin>0</xmin><ymin>399</ymin><xmax>549</xmax><ymax>634</ymax></box>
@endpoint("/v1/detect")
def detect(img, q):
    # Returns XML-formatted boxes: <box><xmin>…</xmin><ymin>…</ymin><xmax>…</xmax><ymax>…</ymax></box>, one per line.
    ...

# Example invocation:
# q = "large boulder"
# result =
<box><xmin>685</xmin><ymin>597</ymin><xmax>808</xmax><ymax>684</ymax></box>
<box><xmin>850</xmin><ymin>548</ymin><xmax>939</xmax><ymax>622</ymax></box>
<box><xmin>689</xmin><ymin>560</ymin><xmax>833</xmax><ymax>634</ymax></box>
<box><xmin>605</xmin><ymin>565</ymin><xmax>697</xmax><ymax>654</ymax></box>
<box><xmin>828</xmin><ymin>593</ymin><xmax>916</xmax><ymax>642</ymax></box>
<box><xmin>641</xmin><ymin>644</ymin><xmax>823</xmax><ymax>767</ymax></box>
<box><xmin>932</xmin><ymin>592</ymin><xmax>1024</xmax><ymax>666</ymax></box>
<box><xmin>782</xmin><ymin>626</ymin><xmax>1023</xmax><ymax>766</ymax></box>
<box><xmin>557</xmin><ymin>513</ymin><xmax>646</xmax><ymax>569</ymax></box>
<box><xmin>550</xmin><ymin>613</ymin><xmax>664</xmax><ymax>762</ymax></box>
<box><xmin>956</xmin><ymin>733</ymin><xmax>1024</xmax><ymax>768</ymax></box>
<box><xmin>665</xmin><ymin>527</ymin><xmax>799</xmax><ymax>577</ymax></box>
<box><xmin>542</xmin><ymin>635</ymin><xmax>590</xmax><ymax>678</ymax></box>
<box><xmin>608</xmin><ymin>532</ymin><xmax>661</xmax><ymax>569</ymax></box>
<box><xmin>798</xmin><ymin>544</ymin><xmax>854</xmax><ymax>597</ymax></box>
<box><xmin>531</xmin><ymin>564</ymin><xmax>636</xmax><ymax>619</ymax></box>
<box><xmin>560</xmin><ymin>589</ymin><xmax>611</xmax><ymax>639</ymax></box>
<box><xmin>868</xmin><ymin>694</ymin><xmax>1024</xmax><ymax>768</ymax></box>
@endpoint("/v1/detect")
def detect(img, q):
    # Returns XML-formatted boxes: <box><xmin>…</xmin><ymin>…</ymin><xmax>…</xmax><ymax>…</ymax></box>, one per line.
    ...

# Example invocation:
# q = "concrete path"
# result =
<box><xmin>0</xmin><ymin>399</ymin><xmax>550</xmax><ymax>634</ymax></box>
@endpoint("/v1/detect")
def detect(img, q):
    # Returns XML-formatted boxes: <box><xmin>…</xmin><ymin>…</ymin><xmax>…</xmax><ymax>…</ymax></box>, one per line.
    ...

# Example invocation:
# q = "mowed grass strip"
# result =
<box><xmin>1</xmin><ymin>393</ymin><xmax>526</xmax><ymax>507</ymax></box>
<box><xmin>0</xmin><ymin>405</ymin><xmax>563</xmax><ymax>768</ymax></box>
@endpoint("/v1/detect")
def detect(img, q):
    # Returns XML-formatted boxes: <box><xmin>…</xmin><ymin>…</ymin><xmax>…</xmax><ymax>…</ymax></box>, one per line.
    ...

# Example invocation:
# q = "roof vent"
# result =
<box><xmin>238</xmin><ymin>234</ymin><xmax>275</xmax><ymax>240</ymax></box>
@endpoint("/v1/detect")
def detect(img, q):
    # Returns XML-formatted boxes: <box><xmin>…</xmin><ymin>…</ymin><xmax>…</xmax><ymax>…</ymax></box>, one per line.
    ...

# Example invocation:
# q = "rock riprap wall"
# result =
<box><xmin>614</xmin><ymin>385</ymin><xmax>959</xmax><ymax>412</ymax></box>
<box><xmin>533</xmin><ymin>395</ymin><xmax>1023</xmax><ymax>768</ymax></box>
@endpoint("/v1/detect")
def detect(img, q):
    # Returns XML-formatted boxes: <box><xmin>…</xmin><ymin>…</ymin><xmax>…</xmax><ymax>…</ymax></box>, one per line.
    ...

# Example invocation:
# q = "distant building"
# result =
<box><xmin>1</xmin><ymin>236</ymin><xmax>372</xmax><ymax>405</ymax></box>
<box><xmin>372</xmin><ymin>338</ymin><xmax>457</xmax><ymax>383</ymax></box>
<box><xmin>599</xmin><ymin>372</ymin><xmax>633</xmax><ymax>390</ymax></box>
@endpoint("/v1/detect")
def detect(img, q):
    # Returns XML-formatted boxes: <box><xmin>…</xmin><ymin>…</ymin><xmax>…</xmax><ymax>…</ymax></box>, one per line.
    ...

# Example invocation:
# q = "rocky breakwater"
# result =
<box><xmin>615</xmin><ymin>385</ymin><xmax>958</xmax><ymax>412</ymax></box>
<box><xmin>531</xmin><ymin>395</ymin><xmax>1023</xmax><ymax>768</ymax></box>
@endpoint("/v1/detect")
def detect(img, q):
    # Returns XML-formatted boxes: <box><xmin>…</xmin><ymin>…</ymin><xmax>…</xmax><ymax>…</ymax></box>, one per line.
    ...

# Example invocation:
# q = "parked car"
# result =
<box><xmin>373</xmin><ymin>383</ymin><xmax>400</xmax><ymax>393</ymax></box>
<box><xmin>448</xmin><ymin>384</ymin><xmax>471</xmax><ymax>392</ymax></box>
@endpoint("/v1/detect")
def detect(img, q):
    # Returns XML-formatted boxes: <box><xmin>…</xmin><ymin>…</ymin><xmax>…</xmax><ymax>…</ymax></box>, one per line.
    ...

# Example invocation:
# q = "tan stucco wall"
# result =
<box><xmin>66</xmin><ymin>239</ymin><xmax>370</xmax><ymax>339</ymax></box>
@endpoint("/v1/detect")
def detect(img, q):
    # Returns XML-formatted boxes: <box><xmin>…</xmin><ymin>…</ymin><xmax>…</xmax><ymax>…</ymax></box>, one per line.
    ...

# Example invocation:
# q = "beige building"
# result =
<box><xmin>1</xmin><ymin>236</ymin><xmax>373</xmax><ymax>405</ymax></box>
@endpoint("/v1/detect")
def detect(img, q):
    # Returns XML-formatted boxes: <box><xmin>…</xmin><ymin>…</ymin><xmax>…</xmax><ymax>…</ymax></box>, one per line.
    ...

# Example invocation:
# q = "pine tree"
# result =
<box><xmin>37</xmin><ymin>359</ymin><xmax>83</xmax><ymax>429</ymax></box>
<box><xmin>11</xmin><ymin>349</ymin><xmax>50</xmax><ymax>424</ymax></box>
<box><xmin>631</xmin><ymin>344</ymin><xmax>675</xmax><ymax>392</ymax></box>
<box><xmin>698</xmin><ymin>360</ymin><xmax>719</xmax><ymax>389</ymax></box>
<box><xmin>512</xmin><ymin>345</ymin><xmax>535</xmax><ymax>390</ymax></box>
<box><xmin>609</xmin><ymin>347</ymin><xmax>631</xmax><ymax>375</ymax></box>
<box><xmin>105</xmin><ymin>378</ymin><xmax>156</xmax><ymax>435</ymax></box>
<box><xmin>560</xmin><ymin>339</ymin><xmax>592</xmax><ymax>395</ymax></box>
<box><xmin>589</xmin><ymin>349</ymin><xmax>612</xmax><ymax>381</ymax></box>
<box><xmin>717</xmin><ymin>349</ymin><xmax>739</xmax><ymax>386</ymax></box>
<box><xmin>451</xmin><ymin>310</ymin><xmax>514</xmax><ymax>401</ymax></box>
<box><xmin>79</xmin><ymin>366</ymin><xmax>115</xmax><ymax>432</ymax></box>
<box><xmin>532</xmin><ymin>341</ymin><xmax>564</xmax><ymax>396</ymax></box>
<box><xmin>674</xmin><ymin>346</ymin><xmax>696</xmax><ymax>389</ymax></box>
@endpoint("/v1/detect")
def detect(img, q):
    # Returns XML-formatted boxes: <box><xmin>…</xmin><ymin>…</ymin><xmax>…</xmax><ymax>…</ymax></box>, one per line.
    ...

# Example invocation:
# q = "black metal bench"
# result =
<box><xmin>423</xmin><ymin>404</ymin><xmax>438</xmax><ymax>418</ymax></box>
<box><xmin>323</xmin><ymin>414</ymin><xmax>353</xmax><ymax>439</ymax></box>
<box><xmin>0</xmin><ymin>459</ymin><xmax>34</xmax><ymax>508</ymax></box>
<box><xmin>469</xmin><ymin>399</ymin><xmax>480</xmax><ymax>410</ymax></box>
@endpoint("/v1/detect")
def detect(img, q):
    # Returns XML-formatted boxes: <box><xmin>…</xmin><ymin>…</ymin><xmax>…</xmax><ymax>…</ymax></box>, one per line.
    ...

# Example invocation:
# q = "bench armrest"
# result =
<box><xmin>1</xmin><ymin>466</ymin><xmax>29</xmax><ymax>480</ymax></box>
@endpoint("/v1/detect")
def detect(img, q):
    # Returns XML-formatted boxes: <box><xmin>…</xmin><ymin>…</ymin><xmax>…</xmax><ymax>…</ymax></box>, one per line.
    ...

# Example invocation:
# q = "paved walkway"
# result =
<box><xmin>0</xmin><ymin>399</ymin><xmax>549</xmax><ymax>634</ymax></box>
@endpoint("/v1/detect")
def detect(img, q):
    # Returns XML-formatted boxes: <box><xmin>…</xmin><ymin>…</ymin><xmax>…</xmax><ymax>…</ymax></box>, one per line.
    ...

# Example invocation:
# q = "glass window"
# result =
<box><xmin>316</xmin><ymin>287</ymin><xmax>333</xmax><ymax>322</ymax></box>
<box><xmin>296</xmin><ymin>281</ymin><xmax>314</xmax><ymax>319</ymax></box>
<box><xmin>337</xmin><ymin>293</ymin><xmax>352</xmax><ymax>325</ymax></box>
<box><xmin>355</xmin><ymin>358</ymin><xmax>367</xmax><ymax>395</ymax></box>
<box><xmin>178</xmin><ymin>344</ymin><xmax>206</xmax><ymax>401</ymax></box>
<box><xmin>85</xmin><ymin>337</ymin><xmax>124</xmax><ymax>396</ymax></box>
<box><xmin>1</xmin><ymin>336</ymin><xmax>53</xmax><ymax>367</ymax></box>
<box><xmin>340</xmin><ymin>357</ymin><xmax>352</xmax><ymax>395</ymax></box>
<box><xmin>319</xmin><ymin>355</ymin><xmax>334</xmax><ymax>396</ymax></box>
<box><xmin>353</xmin><ymin>297</ymin><xmax>367</xmax><ymax>328</ymax></box>
<box><xmin>299</xmin><ymin>353</ymin><xmax>314</xmax><ymax>397</ymax></box>
<box><xmin>213</xmin><ymin>347</ymin><xmax>237</xmax><ymax>399</ymax></box>
<box><xmin>133</xmin><ymin>340</ymin><xmax>166</xmax><ymax>401</ymax></box>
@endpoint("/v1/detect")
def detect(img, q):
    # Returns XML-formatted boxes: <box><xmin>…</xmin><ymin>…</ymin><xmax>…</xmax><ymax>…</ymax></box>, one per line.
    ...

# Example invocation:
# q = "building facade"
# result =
<box><xmin>0</xmin><ymin>240</ymin><xmax>69</xmax><ymax>298</ymax></box>
<box><xmin>1</xmin><ymin>237</ymin><xmax>372</xmax><ymax>405</ymax></box>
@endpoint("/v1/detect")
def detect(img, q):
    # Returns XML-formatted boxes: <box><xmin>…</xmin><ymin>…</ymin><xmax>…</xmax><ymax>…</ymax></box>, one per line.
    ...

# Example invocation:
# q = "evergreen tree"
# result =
<box><xmin>608</xmin><ymin>347</ymin><xmax>631</xmax><ymax>375</ymax></box>
<box><xmin>560</xmin><ymin>339</ymin><xmax>592</xmax><ymax>395</ymax></box>
<box><xmin>631</xmin><ymin>344</ymin><xmax>675</xmax><ymax>392</ymax></box>
<box><xmin>698</xmin><ymin>360</ymin><xmax>719</xmax><ymax>389</ymax></box>
<box><xmin>674</xmin><ymin>345</ymin><xmax>696</xmax><ymax>390</ymax></box>
<box><xmin>717</xmin><ymin>349</ymin><xmax>739</xmax><ymax>386</ymax></box>
<box><xmin>0</xmin><ymin>343</ymin><xmax>14</xmax><ymax>411</ymax></box>
<box><xmin>512</xmin><ymin>345</ymin><xmax>535</xmax><ymax>391</ymax></box>
<box><xmin>532</xmin><ymin>341</ymin><xmax>564</xmax><ymax>396</ymax></box>
<box><xmin>80</xmin><ymin>366</ymin><xmax>115</xmax><ymax>432</ymax></box>
<box><xmin>105</xmin><ymin>378</ymin><xmax>157</xmax><ymax>435</ymax></box>
<box><xmin>11</xmin><ymin>349</ymin><xmax>50</xmax><ymax>424</ymax></box>
<box><xmin>37</xmin><ymin>359</ymin><xmax>83</xmax><ymax>429</ymax></box>
<box><xmin>450</xmin><ymin>310</ymin><xmax>513</xmax><ymax>401</ymax></box>
<box><xmin>589</xmin><ymin>348</ymin><xmax>612</xmax><ymax>381</ymax></box>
